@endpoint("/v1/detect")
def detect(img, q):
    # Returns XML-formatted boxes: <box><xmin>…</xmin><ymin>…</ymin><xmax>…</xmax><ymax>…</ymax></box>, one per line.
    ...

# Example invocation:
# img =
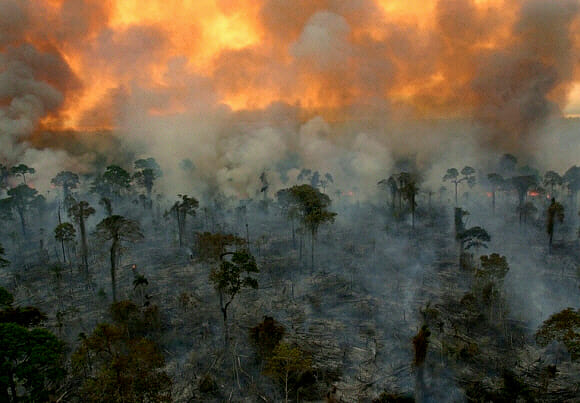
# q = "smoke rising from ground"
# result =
<box><xmin>1</xmin><ymin>0</ymin><xmax>580</xmax><ymax>196</ymax></box>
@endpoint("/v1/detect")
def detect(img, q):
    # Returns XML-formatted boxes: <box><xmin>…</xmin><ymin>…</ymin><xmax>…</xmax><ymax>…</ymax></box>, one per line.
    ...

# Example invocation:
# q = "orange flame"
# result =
<box><xmin>13</xmin><ymin>0</ymin><xmax>579</xmax><ymax>135</ymax></box>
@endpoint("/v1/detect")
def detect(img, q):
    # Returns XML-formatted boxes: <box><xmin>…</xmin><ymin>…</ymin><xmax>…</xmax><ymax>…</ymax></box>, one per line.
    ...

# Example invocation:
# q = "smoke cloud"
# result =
<box><xmin>1</xmin><ymin>0</ymin><xmax>580</xmax><ymax>195</ymax></box>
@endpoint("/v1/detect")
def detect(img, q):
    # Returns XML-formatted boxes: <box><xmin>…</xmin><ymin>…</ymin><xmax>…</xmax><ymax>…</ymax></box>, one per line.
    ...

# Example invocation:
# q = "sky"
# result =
<box><xmin>1</xmin><ymin>0</ymin><xmax>580</xmax><ymax>196</ymax></box>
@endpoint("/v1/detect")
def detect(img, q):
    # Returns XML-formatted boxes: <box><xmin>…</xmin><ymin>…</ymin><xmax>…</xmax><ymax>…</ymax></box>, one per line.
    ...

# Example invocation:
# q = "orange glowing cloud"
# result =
<box><xmin>0</xmin><ymin>0</ymin><xmax>577</xmax><ymax>147</ymax></box>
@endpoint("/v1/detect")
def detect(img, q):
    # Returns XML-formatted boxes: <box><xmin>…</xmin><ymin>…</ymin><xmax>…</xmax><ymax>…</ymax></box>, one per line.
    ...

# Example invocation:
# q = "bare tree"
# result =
<box><xmin>96</xmin><ymin>215</ymin><xmax>144</xmax><ymax>302</ymax></box>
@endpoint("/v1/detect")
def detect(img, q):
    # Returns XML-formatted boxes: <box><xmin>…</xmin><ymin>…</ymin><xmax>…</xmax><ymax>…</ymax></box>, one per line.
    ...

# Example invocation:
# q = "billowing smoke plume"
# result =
<box><xmin>2</xmin><ymin>0</ymin><xmax>580</xmax><ymax>195</ymax></box>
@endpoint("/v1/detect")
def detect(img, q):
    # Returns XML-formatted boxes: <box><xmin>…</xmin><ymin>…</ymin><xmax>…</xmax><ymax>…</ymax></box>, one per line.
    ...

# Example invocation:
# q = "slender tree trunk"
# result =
<box><xmin>285</xmin><ymin>371</ymin><xmax>289</xmax><ymax>403</ymax></box>
<box><xmin>411</xmin><ymin>194</ymin><xmax>415</xmax><ymax>229</ymax></box>
<box><xmin>454</xmin><ymin>182</ymin><xmax>458</xmax><ymax>206</ymax></box>
<box><xmin>8</xmin><ymin>373</ymin><xmax>18</xmax><ymax>403</ymax></box>
<box><xmin>220</xmin><ymin>292</ymin><xmax>230</xmax><ymax>348</ymax></box>
<box><xmin>311</xmin><ymin>231</ymin><xmax>315</xmax><ymax>272</ymax></box>
<box><xmin>111</xmin><ymin>238</ymin><xmax>118</xmax><ymax>302</ymax></box>
<box><xmin>80</xmin><ymin>210</ymin><xmax>89</xmax><ymax>277</ymax></box>
<box><xmin>492</xmin><ymin>190</ymin><xmax>496</xmax><ymax>213</ymax></box>
<box><xmin>176</xmin><ymin>210</ymin><xmax>183</xmax><ymax>247</ymax></box>
<box><xmin>61</xmin><ymin>240</ymin><xmax>66</xmax><ymax>263</ymax></box>
<box><xmin>291</xmin><ymin>218</ymin><xmax>295</xmax><ymax>248</ymax></box>
<box><xmin>299</xmin><ymin>233</ymin><xmax>303</xmax><ymax>263</ymax></box>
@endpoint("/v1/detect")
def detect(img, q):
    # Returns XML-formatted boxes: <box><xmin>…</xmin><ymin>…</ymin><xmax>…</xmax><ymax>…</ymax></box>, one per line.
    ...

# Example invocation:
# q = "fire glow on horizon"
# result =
<box><xmin>8</xmin><ymin>0</ymin><xmax>575</xmax><ymax>134</ymax></box>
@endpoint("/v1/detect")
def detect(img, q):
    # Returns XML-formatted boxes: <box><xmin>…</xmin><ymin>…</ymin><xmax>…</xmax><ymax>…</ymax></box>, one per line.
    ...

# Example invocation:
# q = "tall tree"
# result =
<box><xmin>69</xmin><ymin>199</ymin><xmax>96</xmax><ymax>277</ymax></box>
<box><xmin>563</xmin><ymin>166</ymin><xmax>580</xmax><ymax>219</ymax></box>
<box><xmin>276</xmin><ymin>188</ymin><xmax>300</xmax><ymax>247</ymax></box>
<box><xmin>209</xmin><ymin>250</ymin><xmax>259</xmax><ymax>345</ymax></box>
<box><xmin>287</xmin><ymin>184</ymin><xmax>336</xmax><ymax>269</ymax></box>
<box><xmin>54</xmin><ymin>222</ymin><xmax>76</xmax><ymax>264</ymax></box>
<box><xmin>133</xmin><ymin>158</ymin><xmax>162</xmax><ymax>202</ymax></box>
<box><xmin>96</xmin><ymin>216</ymin><xmax>144</xmax><ymax>302</ymax></box>
<box><xmin>91</xmin><ymin>165</ymin><xmax>131</xmax><ymax>202</ymax></box>
<box><xmin>510</xmin><ymin>175</ymin><xmax>537</xmax><ymax>224</ymax></box>
<box><xmin>51</xmin><ymin>171</ymin><xmax>80</xmax><ymax>200</ymax></box>
<box><xmin>10</xmin><ymin>164</ymin><xmax>35</xmax><ymax>185</ymax></box>
<box><xmin>399</xmin><ymin>172</ymin><xmax>419</xmax><ymax>229</ymax></box>
<box><xmin>6</xmin><ymin>184</ymin><xmax>40</xmax><ymax>236</ymax></box>
<box><xmin>543</xmin><ymin>170</ymin><xmax>562</xmax><ymax>199</ymax></box>
<box><xmin>166</xmin><ymin>194</ymin><xmax>198</xmax><ymax>248</ymax></box>
<box><xmin>443</xmin><ymin>166</ymin><xmax>476</xmax><ymax>206</ymax></box>
<box><xmin>378</xmin><ymin>175</ymin><xmax>398</xmax><ymax>210</ymax></box>
<box><xmin>259</xmin><ymin>171</ymin><xmax>269</xmax><ymax>200</ymax></box>
<box><xmin>487</xmin><ymin>173</ymin><xmax>504</xmax><ymax>213</ymax></box>
<box><xmin>546</xmin><ymin>198</ymin><xmax>564</xmax><ymax>253</ymax></box>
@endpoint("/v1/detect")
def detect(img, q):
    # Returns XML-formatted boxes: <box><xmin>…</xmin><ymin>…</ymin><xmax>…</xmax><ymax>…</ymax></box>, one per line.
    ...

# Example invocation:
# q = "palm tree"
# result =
<box><xmin>96</xmin><ymin>215</ymin><xmax>144</xmax><ymax>302</ymax></box>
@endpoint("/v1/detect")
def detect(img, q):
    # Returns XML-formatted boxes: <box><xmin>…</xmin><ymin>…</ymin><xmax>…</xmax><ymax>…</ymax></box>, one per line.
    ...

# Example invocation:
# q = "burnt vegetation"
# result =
<box><xmin>1</xmin><ymin>154</ymin><xmax>580</xmax><ymax>402</ymax></box>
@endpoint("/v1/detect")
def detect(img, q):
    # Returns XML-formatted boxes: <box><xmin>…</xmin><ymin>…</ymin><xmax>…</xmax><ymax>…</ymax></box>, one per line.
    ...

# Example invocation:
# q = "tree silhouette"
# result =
<box><xmin>10</xmin><ymin>164</ymin><xmax>35</xmax><ymax>185</ymax></box>
<box><xmin>563</xmin><ymin>166</ymin><xmax>580</xmax><ymax>220</ymax></box>
<box><xmin>443</xmin><ymin>166</ymin><xmax>476</xmax><ymax>206</ymax></box>
<box><xmin>399</xmin><ymin>172</ymin><xmax>419</xmax><ymax>229</ymax></box>
<box><xmin>378</xmin><ymin>176</ymin><xmax>398</xmax><ymax>211</ymax></box>
<box><xmin>487</xmin><ymin>173</ymin><xmax>504</xmax><ymax>213</ymax></box>
<box><xmin>133</xmin><ymin>158</ymin><xmax>162</xmax><ymax>202</ymax></box>
<box><xmin>69</xmin><ymin>199</ymin><xmax>96</xmax><ymax>277</ymax></box>
<box><xmin>91</xmin><ymin>165</ymin><xmax>131</xmax><ymax>202</ymax></box>
<box><xmin>0</xmin><ymin>164</ymin><xmax>10</xmax><ymax>196</ymax></box>
<box><xmin>276</xmin><ymin>188</ymin><xmax>300</xmax><ymax>248</ymax></box>
<box><xmin>287</xmin><ymin>184</ymin><xmax>336</xmax><ymax>269</ymax></box>
<box><xmin>543</xmin><ymin>170</ymin><xmax>562</xmax><ymax>199</ymax></box>
<box><xmin>546</xmin><ymin>198</ymin><xmax>564</xmax><ymax>253</ymax></box>
<box><xmin>510</xmin><ymin>175</ymin><xmax>537</xmax><ymax>225</ymax></box>
<box><xmin>166</xmin><ymin>194</ymin><xmax>199</xmax><ymax>247</ymax></box>
<box><xmin>54</xmin><ymin>222</ymin><xmax>76</xmax><ymax>264</ymax></box>
<box><xmin>209</xmin><ymin>250</ymin><xmax>259</xmax><ymax>345</ymax></box>
<box><xmin>412</xmin><ymin>325</ymin><xmax>431</xmax><ymax>403</ymax></box>
<box><xmin>96</xmin><ymin>216</ymin><xmax>144</xmax><ymax>302</ymax></box>
<box><xmin>6</xmin><ymin>184</ymin><xmax>40</xmax><ymax>236</ymax></box>
<box><xmin>51</xmin><ymin>171</ymin><xmax>80</xmax><ymax>200</ymax></box>
<box><xmin>0</xmin><ymin>244</ymin><xmax>9</xmax><ymax>268</ymax></box>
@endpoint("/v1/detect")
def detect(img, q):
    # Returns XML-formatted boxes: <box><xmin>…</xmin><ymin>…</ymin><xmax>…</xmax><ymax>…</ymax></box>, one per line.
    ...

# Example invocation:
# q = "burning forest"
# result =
<box><xmin>2</xmin><ymin>0</ymin><xmax>580</xmax><ymax>402</ymax></box>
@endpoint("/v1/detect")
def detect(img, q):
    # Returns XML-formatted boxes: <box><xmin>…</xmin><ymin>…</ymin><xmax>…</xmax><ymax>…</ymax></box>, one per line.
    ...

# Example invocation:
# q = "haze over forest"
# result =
<box><xmin>2</xmin><ymin>0</ymin><xmax>580</xmax><ymax>402</ymax></box>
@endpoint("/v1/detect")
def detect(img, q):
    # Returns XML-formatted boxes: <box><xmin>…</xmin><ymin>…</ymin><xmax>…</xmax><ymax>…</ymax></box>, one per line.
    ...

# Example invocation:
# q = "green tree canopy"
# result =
<box><xmin>0</xmin><ymin>323</ymin><xmax>65</xmax><ymax>402</ymax></box>
<box><xmin>209</xmin><ymin>250</ymin><xmax>259</xmax><ymax>325</ymax></box>
<box><xmin>536</xmin><ymin>308</ymin><xmax>580</xmax><ymax>360</ymax></box>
